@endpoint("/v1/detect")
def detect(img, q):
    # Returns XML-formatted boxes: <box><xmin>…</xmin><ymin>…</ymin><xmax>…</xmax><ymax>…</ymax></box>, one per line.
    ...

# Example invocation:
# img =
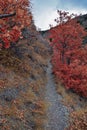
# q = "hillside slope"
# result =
<box><xmin>0</xmin><ymin>27</ymin><xmax>49</xmax><ymax>130</ymax></box>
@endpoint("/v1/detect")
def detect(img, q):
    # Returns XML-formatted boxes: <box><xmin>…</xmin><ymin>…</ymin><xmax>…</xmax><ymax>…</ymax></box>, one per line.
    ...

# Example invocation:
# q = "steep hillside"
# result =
<box><xmin>0</xmin><ymin>27</ymin><xmax>49</xmax><ymax>130</ymax></box>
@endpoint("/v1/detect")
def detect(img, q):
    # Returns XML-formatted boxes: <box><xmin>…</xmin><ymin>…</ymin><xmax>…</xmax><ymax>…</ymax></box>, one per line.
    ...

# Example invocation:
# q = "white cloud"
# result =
<box><xmin>33</xmin><ymin>8</ymin><xmax>58</xmax><ymax>30</ymax></box>
<box><xmin>33</xmin><ymin>2</ymin><xmax>87</xmax><ymax>30</ymax></box>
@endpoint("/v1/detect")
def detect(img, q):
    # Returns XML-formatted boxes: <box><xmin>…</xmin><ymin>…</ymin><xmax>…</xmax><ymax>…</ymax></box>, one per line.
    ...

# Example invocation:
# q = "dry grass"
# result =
<box><xmin>56</xmin><ymin>80</ymin><xmax>87</xmax><ymax>107</ymax></box>
<box><xmin>67</xmin><ymin>109</ymin><xmax>87</xmax><ymax>130</ymax></box>
<box><xmin>21</xmin><ymin>88</ymin><xmax>37</xmax><ymax>102</ymax></box>
<box><xmin>0</xmin><ymin>49</ymin><xmax>21</xmax><ymax>68</ymax></box>
<box><xmin>56</xmin><ymin>82</ymin><xmax>77</xmax><ymax>108</ymax></box>
<box><xmin>0</xmin><ymin>27</ymin><xmax>49</xmax><ymax>129</ymax></box>
<box><xmin>55</xmin><ymin>79</ymin><xmax>87</xmax><ymax>130</ymax></box>
<box><xmin>32</xmin><ymin>100</ymin><xmax>48</xmax><ymax>130</ymax></box>
<box><xmin>31</xmin><ymin>51</ymin><xmax>47</xmax><ymax>65</ymax></box>
<box><xmin>0</xmin><ymin>48</ymin><xmax>33</xmax><ymax>78</ymax></box>
<box><xmin>29</xmin><ymin>79</ymin><xmax>46</xmax><ymax>94</ymax></box>
<box><xmin>0</xmin><ymin>85</ymin><xmax>47</xmax><ymax>129</ymax></box>
<box><xmin>33</xmin><ymin>41</ymin><xmax>49</xmax><ymax>58</ymax></box>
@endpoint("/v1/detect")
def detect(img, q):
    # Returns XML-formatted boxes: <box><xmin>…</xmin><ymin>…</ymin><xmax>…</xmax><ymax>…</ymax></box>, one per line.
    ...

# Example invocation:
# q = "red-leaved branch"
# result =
<box><xmin>0</xmin><ymin>0</ymin><xmax>32</xmax><ymax>49</ymax></box>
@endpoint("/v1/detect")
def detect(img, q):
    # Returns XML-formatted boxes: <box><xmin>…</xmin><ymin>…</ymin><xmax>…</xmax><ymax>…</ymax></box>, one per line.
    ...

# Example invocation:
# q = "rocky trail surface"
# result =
<box><xmin>45</xmin><ymin>60</ymin><xmax>70</xmax><ymax>130</ymax></box>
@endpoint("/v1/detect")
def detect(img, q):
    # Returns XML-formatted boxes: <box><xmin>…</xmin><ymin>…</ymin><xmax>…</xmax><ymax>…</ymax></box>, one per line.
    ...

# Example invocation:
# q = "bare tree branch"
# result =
<box><xmin>0</xmin><ymin>12</ymin><xmax>16</xmax><ymax>19</ymax></box>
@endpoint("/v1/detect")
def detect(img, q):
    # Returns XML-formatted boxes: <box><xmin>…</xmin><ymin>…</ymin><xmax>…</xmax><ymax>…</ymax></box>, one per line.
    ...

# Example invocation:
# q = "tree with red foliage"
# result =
<box><xmin>0</xmin><ymin>0</ymin><xmax>32</xmax><ymax>49</ymax></box>
<box><xmin>50</xmin><ymin>10</ymin><xmax>87</xmax><ymax>97</ymax></box>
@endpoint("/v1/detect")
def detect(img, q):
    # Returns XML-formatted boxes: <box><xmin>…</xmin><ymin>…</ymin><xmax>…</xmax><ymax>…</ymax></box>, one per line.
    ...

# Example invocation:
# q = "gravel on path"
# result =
<box><xmin>45</xmin><ymin>60</ymin><xmax>69</xmax><ymax>130</ymax></box>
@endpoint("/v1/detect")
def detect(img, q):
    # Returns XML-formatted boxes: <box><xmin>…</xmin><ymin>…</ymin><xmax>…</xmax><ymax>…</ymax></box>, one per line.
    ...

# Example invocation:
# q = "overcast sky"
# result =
<box><xmin>32</xmin><ymin>0</ymin><xmax>87</xmax><ymax>30</ymax></box>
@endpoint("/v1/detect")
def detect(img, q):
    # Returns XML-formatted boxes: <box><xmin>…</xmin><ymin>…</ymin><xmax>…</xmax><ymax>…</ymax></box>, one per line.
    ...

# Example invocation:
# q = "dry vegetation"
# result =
<box><xmin>0</xmin><ymin>28</ymin><xmax>49</xmax><ymax>130</ymax></box>
<box><xmin>67</xmin><ymin>109</ymin><xmax>87</xmax><ymax>130</ymax></box>
<box><xmin>55</xmin><ymin>79</ymin><xmax>87</xmax><ymax>130</ymax></box>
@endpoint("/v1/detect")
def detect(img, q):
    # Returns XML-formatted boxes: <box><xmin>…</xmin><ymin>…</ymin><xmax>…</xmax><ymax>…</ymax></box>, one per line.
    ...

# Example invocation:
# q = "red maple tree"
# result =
<box><xmin>50</xmin><ymin>10</ymin><xmax>87</xmax><ymax>97</ymax></box>
<box><xmin>0</xmin><ymin>0</ymin><xmax>32</xmax><ymax>49</ymax></box>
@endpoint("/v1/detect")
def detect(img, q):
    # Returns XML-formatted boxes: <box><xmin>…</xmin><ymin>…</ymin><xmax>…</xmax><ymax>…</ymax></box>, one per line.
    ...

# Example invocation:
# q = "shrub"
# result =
<box><xmin>50</xmin><ymin>10</ymin><xmax>87</xmax><ymax>97</ymax></box>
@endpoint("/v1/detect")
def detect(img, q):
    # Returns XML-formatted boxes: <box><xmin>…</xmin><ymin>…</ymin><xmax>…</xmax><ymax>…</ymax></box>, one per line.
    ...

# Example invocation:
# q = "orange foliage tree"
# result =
<box><xmin>0</xmin><ymin>0</ymin><xmax>32</xmax><ymax>49</ymax></box>
<box><xmin>50</xmin><ymin>10</ymin><xmax>87</xmax><ymax>97</ymax></box>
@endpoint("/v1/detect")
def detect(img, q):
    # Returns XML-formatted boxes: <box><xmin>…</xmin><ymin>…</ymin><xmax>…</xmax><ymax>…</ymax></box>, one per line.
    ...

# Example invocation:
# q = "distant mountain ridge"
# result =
<box><xmin>39</xmin><ymin>13</ymin><xmax>87</xmax><ymax>42</ymax></box>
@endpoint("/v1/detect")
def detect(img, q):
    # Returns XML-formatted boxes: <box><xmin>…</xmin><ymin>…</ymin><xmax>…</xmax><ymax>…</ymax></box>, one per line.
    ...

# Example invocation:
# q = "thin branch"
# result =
<box><xmin>0</xmin><ymin>12</ymin><xmax>16</xmax><ymax>19</ymax></box>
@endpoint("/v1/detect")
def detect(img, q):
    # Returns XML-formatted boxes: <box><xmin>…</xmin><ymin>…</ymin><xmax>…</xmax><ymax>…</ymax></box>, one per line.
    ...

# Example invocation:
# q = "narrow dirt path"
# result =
<box><xmin>45</xmin><ymin>60</ymin><xmax>69</xmax><ymax>130</ymax></box>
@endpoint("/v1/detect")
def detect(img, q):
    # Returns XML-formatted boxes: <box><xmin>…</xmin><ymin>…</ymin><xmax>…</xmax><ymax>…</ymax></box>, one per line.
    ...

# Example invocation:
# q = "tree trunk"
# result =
<box><xmin>0</xmin><ymin>12</ymin><xmax>16</xmax><ymax>19</ymax></box>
